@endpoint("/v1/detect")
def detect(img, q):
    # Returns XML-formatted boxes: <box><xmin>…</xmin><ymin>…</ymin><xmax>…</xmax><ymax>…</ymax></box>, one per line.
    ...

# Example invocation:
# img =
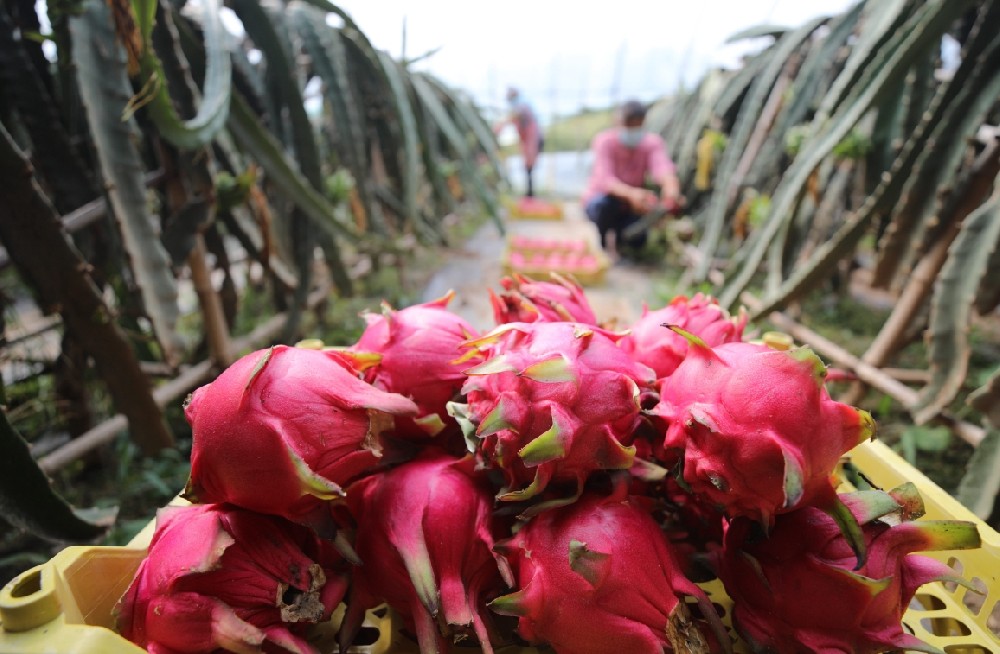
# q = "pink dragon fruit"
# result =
<box><xmin>489</xmin><ymin>273</ymin><xmax>597</xmax><ymax>325</ymax></box>
<box><xmin>351</xmin><ymin>291</ymin><xmax>482</xmax><ymax>438</ymax></box>
<box><xmin>458</xmin><ymin>322</ymin><xmax>655</xmax><ymax>506</ymax></box>
<box><xmin>653</xmin><ymin>337</ymin><xmax>875</xmax><ymax>539</ymax></box>
<box><xmin>183</xmin><ymin>345</ymin><xmax>417</xmax><ymax>528</ymax></box>
<box><xmin>719</xmin><ymin>484</ymin><xmax>981</xmax><ymax>653</ymax></box>
<box><xmin>340</xmin><ymin>451</ymin><xmax>510</xmax><ymax>654</ymax></box>
<box><xmin>117</xmin><ymin>503</ymin><xmax>348</xmax><ymax>654</ymax></box>
<box><xmin>621</xmin><ymin>293</ymin><xmax>746</xmax><ymax>379</ymax></box>
<box><xmin>490</xmin><ymin>487</ymin><xmax>729</xmax><ymax>654</ymax></box>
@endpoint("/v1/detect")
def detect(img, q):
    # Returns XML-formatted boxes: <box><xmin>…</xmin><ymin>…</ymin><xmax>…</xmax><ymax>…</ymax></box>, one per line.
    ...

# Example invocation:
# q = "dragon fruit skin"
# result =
<box><xmin>719</xmin><ymin>487</ymin><xmax>981</xmax><ymax>654</ymax></box>
<box><xmin>352</xmin><ymin>291</ymin><xmax>483</xmax><ymax>438</ymax></box>
<box><xmin>117</xmin><ymin>504</ymin><xmax>348</xmax><ymax>654</ymax></box>
<box><xmin>183</xmin><ymin>345</ymin><xmax>417</xmax><ymax>524</ymax></box>
<box><xmin>460</xmin><ymin>322</ymin><xmax>655</xmax><ymax>504</ymax></box>
<box><xmin>340</xmin><ymin>451</ymin><xmax>510</xmax><ymax>654</ymax></box>
<box><xmin>654</xmin><ymin>339</ymin><xmax>875</xmax><ymax>526</ymax></box>
<box><xmin>489</xmin><ymin>273</ymin><xmax>598</xmax><ymax>325</ymax></box>
<box><xmin>490</xmin><ymin>488</ymin><xmax>729</xmax><ymax>654</ymax></box>
<box><xmin>620</xmin><ymin>293</ymin><xmax>746</xmax><ymax>379</ymax></box>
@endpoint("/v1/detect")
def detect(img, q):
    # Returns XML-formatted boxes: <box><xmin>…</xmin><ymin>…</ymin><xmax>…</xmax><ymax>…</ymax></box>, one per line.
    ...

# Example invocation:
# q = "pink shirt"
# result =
<box><xmin>582</xmin><ymin>129</ymin><xmax>676</xmax><ymax>204</ymax></box>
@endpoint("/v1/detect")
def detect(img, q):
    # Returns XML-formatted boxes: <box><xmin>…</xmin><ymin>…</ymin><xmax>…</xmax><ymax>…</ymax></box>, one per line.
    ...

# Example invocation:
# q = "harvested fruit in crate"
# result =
<box><xmin>3</xmin><ymin>285</ymin><xmax>998</xmax><ymax>654</ymax></box>
<box><xmin>504</xmin><ymin>237</ymin><xmax>608</xmax><ymax>285</ymax></box>
<box><xmin>507</xmin><ymin>197</ymin><xmax>564</xmax><ymax>220</ymax></box>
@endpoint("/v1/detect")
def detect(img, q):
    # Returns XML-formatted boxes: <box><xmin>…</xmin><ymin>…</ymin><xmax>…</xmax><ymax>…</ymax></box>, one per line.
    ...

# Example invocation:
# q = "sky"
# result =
<box><xmin>333</xmin><ymin>0</ymin><xmax>857</xmax><ymax>123</ymax></box>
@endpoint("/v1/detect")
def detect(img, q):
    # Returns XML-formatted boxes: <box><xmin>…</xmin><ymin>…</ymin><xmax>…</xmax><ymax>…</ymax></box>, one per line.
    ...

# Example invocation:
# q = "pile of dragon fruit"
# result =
<box><xmin>116</xmin><ymin>274</ymin><xmax>982</xmax><ymax>654</ymax></box>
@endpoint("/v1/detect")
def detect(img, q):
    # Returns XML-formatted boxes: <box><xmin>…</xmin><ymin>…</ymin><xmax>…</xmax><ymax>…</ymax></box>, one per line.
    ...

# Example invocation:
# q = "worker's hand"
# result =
<box><xmin>628</xmin><ymin>188</ymin><xmax>658</xmax><ymax>213</ymax></box>
<box><xmin>660</xmin><ymin>188</ymin><xmax>685</xmax><ymax>215</ymax></box>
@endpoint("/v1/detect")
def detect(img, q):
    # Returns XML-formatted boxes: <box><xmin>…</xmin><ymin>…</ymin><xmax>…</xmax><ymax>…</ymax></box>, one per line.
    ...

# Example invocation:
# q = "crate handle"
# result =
<box><xmin>0</xmin><ymin>565</ymin><xmax>61</xmax><ymax>632</ymax></box>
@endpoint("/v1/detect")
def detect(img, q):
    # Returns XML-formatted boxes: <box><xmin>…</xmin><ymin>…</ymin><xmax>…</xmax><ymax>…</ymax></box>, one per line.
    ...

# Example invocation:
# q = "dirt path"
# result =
<box><xmin>420</xmin><ymin>202</ymin><xmax>658</xmax><ymax>332</ymax></box>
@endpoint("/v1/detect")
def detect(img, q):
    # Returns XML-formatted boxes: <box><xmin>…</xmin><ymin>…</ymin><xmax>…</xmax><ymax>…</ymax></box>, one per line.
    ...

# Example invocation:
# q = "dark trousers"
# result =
<box><xmin>525</xmin><ymin>137</ymin><xmax>545</xmax><ymax>197</ymax></box>
<box><xmin>585</xmin><ymin>194</ymin><xmax>646</xmax><ymax>252</ymax></box>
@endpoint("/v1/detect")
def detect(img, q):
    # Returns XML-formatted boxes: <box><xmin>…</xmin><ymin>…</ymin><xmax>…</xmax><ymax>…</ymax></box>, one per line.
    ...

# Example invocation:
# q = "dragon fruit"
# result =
<box><xmin>490</xmin><ymin>486</ymin><xmax>729</xmax><ymax>654</ymax></box>
<box><xmin>340</xmin><ymin>451</ymin><xmax>510</xmax><ymax>654</ymax></box>
<box><xmin>653</xmin><ymin>337</ymin><xmax>875</xmax><ymax>540</ymax></box>
<box><xmin>490</xmin><ymin>273</ymin><xmax>597</xmax><ymax>325</ymax></box>
<box><xmin>183</xmin><ymin>345</ymin><xmax>417</xmax><ymax>529</ymax></box>
<box><xmin>719</xmin><ymin>484</ymin><xmax>981</xmax><ymax>653</ymax></box>
<box><xmin>458</xmin><ymin>322</ymin><xmax>655</xmax><ymax>506</ymax></box>
<box><xmin>620</xmin><ymin>293</ymin><xmax>746</xmax><ymax>379</ymax></box>
<box><xmin>117</xmin><ymin>503</ymin><xmax>348</xmax><ymax>654</ymax></box>
<box><xmin>351</xmin><ymin>291</ymin><xmax>482</xmax><ymax>438</ymax></box>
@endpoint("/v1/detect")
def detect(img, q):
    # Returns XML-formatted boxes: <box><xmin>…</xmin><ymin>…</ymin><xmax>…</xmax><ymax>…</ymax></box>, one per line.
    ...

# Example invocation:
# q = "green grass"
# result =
<box><xmin>544</xmin><ymin>107</ymin><xmax>615</xmax><ymax>152</ymax></box>
<box><xmin>499</xmin><ymin>106</ymin><xmax>617</xmax><ymax>156</ymax></box>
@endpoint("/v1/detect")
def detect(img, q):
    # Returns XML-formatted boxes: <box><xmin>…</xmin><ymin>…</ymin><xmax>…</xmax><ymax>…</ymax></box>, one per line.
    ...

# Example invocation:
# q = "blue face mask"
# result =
<box><xmin>619</xmin><ymin>127</ymin><xmax>644</xmax><ymax>148</ymax></box>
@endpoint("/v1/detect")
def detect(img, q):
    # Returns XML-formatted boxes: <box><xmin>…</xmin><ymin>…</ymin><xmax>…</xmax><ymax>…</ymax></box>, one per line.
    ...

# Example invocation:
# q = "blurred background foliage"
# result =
<box><xmin>0</xmin><ymin>0</ymin><xmax>505</xmax><ymax>579</ymax></box>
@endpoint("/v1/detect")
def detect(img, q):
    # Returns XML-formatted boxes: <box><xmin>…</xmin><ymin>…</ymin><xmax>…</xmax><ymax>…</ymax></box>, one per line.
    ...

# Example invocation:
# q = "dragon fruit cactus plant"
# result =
<box><xmin>183</xmin><ymin>345</ymin><xmax>417</xmax><ymax>530</ymax></box>
<box><xmin>620</xmin><ymin>293</ymin><xmax>746</xmax><ymax>379</ymax></box>
<box><xmin>490</xmin><ymin>486</ymin><xmax>730</xmax><ymax>654</ymax></box>
<box><xmin>117</xmin><ymin>504</ymin><xmax>349</xmax><ymax>654</ymax></box>
<box><xmin>340</xmin><ymin>451</ymin><xmax>511</xmax><ymax>654</ymax></box>
<box><xmin>350</xmin><ymin>291</ymin><xmax>483</xmax><ymax>438</ymax></box>
<box><xmin>654</xmin><ymin>335</ymin><xmax>876</xmax><ymax>558</ymax></box>
<box><xmin>457</xmin><ymin>321</ymin><xmax>656</xmax><ymax>507</ymax></box>
<box><xmin>490</xmin><ymin>273</ymin><xmax>598</xmax><ymax>325</ymax></box>
<box><xmin>719</xmin><ymin>484</ymin><xmax>981</xmax><ymax>653</ymax></box>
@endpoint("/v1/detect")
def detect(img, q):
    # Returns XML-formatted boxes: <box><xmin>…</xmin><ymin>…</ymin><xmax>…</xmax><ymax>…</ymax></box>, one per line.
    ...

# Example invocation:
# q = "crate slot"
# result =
<box><xmin>9</xmin><ymin>572</ymin><xmax>40</xmax><ymax>599</ymax></box>
<box><xmin>912</xmin><ymin>593</ymin><xmax>948</xmax><ymax>610</ymax></box>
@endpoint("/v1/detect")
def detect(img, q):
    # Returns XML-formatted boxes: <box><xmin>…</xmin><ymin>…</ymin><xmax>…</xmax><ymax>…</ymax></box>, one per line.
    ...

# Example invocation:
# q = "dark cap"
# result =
<box><xmin>621</xmin><ymin>99</ymin><xmax>648</xmax><ymax>123</ymax></box>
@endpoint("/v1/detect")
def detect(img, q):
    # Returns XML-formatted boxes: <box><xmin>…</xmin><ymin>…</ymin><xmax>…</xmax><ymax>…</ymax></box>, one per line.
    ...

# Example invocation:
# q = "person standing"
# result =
<box><xmin>496</xmin><ymin>87</ymin><xmax>543</xmax><ymax>197</ymax></box>
<box><xmin>582</xmin><ymin>100</ymin><xmax>682</xmax><ymax>257</ymax></box>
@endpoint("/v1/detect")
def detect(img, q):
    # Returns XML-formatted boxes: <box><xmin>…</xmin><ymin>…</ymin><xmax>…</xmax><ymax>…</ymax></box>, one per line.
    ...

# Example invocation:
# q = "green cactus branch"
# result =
<box><xmin>132</xmin><ymin>0</ymin><xmax>231</xmax><ymax>148</ymax></box>
<box><xmin>718</xmin><ymin>0</ymin><xmax>977</xmax><ymax>310</ymax></box>
<box><xmin>969</xmin><ymin>368</ymin><xmax>1000</xmax><ymax>429</ymax></box>
<box><xmin>0</xmin><ymin>388</ymin><xmax>105</xmax><ymax>542</ymax></box>
<box><xmin>871</xmin><ymin>3</ymin><xmax>1000</xmax><ymax>288</ymax></box>
<box><xmin>695</xmin><ymin>16</ymin><xmax>827</xmax><ymax>281</ymax></box>
<box><xmin>0</xmin><ymin>120</ymin><xmax>174</xmax><ymax>455</ymax></box>
<box><xmin>915</xmin><ymin>187</ymin><xmax>1000</xmax><ymax>425</ymax></box>
<box><xmin>71</xmin><ymin>0</ymin><xmax>186</xmax><ymax>367</ymax></box>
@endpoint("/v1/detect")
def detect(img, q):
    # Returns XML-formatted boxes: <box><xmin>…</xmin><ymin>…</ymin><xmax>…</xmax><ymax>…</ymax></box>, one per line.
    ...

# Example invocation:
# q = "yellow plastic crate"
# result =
<box><xmin>2</xmin><ymin>440</ymin><xmax>998</xmax><ymax>653</ymax></box>
<box><xmin>501</xmin><ymin>239</ymin><xmax>610</xmax><ymax>287</ymax></box>
<box><xmin>504</xmin><ymin>197</ymin><xmax>564</xmax><ymax>221</ymax></box>
<box><xmin>500</xmin><ymin>256</ymin><xmax>609</xmax><ymax>287</ymax></box>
